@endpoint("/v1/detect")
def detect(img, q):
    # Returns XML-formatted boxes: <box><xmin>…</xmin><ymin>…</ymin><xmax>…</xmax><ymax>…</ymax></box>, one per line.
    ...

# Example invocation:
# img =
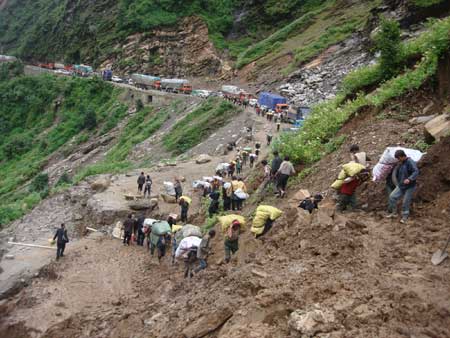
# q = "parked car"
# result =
<box><xmin>111</xmin><ymin>75</ymin><xmax>123</xmax><ymax>83</ymax></box>
<box><xmin>196</xmin><ymin>90</ymin><xmax>211</xmax><ymax>98</ymax></box>
<box><xmin>127</xmin><ymin>78</ymin><xmax>134</xmax><ymax>85</ymax></box>
<box><xmin>249</xmin><ymin>98</ymin><xmax>258</xmax><ymax>107</ymax></box>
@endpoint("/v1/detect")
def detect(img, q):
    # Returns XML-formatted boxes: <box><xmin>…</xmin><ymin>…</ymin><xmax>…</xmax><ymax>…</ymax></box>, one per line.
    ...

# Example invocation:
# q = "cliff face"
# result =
<box><xmin>102</xmin><ymin>17</ymin><xmax>227</xmax><ymax>77</ymax></box>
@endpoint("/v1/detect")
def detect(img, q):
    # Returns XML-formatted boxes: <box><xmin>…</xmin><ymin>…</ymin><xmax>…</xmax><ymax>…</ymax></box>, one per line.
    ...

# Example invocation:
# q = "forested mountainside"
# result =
<box><xmin>1</xmin><ymin>0</ymin><xmax>448</xmax><ymax>76</ymax></box>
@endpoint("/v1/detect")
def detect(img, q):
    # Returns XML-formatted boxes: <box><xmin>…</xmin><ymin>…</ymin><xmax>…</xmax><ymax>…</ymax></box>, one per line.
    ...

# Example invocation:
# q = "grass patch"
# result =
<box><xmin>293</xmin><ymin>18</ymin><xmax>365</xmax><ymax>65</ymax></box>
<box><xmin>235</xmin><ymin>1</ymin><xmax>331</xmax><ymax>69</ymax></box>
<box><xmin>163</xmin><ymin>98</ymin><xmax>241</xmax><ymax>155</ymax></box>
<box><xmin>0</xmin><ymin>74</ymin><xmax>127</xmax><ymax>227</ymax></box>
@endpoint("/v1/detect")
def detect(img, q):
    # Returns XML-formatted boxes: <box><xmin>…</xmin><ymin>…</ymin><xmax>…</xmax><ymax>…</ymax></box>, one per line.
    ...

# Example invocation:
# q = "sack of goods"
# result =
<box><xmin>144</xmin><ymin>218</ymin><xmax>157</xmax><ymax>226</ymax></box>
<box><xmin>251</xmin><ymin>206</ymin><xmax>283</xmax><ymax>235</ymax></box>
<box><xmin>219</xmin><ymin>214</ymin><xmax>246</xmax><ymax>234</ymax></box>
<box><xmin>331</xmin><ymin>162</ymin><xmax>366</xmax><ymax>190</ymax></box>
<box><xmin>193</xmin><ymin>180</ymin><xmax>210</xmax><ymax>189</ymax></box>
<box><xmin>175</xmin><ymin>236</ymin><xmax>202</xmax><ymax>258</ymax></box>
<box><xmin>372</xmin><ymin>147</ymin><xmax>424</xmax><ymax>182</ymax></box>
<box><xmin>175</xmin><ymin>224</ymin><xmax>202</xmax><ymax>242</ymax></box>
<box><xmin>151</xmin><ymin>221</ymin><xmax>171</xmax><ymax>236</ymax></box>
<box><xmin>234</xmin><ymin>188</ymin><xmax>249</xmax><ymax>200</ymax></box>
<box><xmin>163</xmin><ymin>181</ymin><xmax>176</xmax><ymax>196</ymax></box>
<box><xmin>180</xmin><ymin>196</ymin><xmax>192</xmax><ymax>205</ymax></box>
<box><xmin>112</xmin><ymin>221</ymin><xmax>124</xmax><ymax>239</ymax></box>
<box><xmin>216</xmin><ymin>163</ymin><xmax>230</xmax><ymax>172</ymax></box>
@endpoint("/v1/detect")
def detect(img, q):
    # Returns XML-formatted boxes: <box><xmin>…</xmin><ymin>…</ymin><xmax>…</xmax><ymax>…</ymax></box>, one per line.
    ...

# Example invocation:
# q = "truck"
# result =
<box><xmin>102</xmin><ymin>69</ymin><xmax>113</xmax><ymax>81</ymax></box>
<box><xmin>73</xmin><ymin>64</ymin><xmax>93</xmax><ymax>77</ymax></box>
<box><xmin>258</xmin><ymin>92</ymin><xmax>287</xmax><ymax>111</ymax></box>
<box><xmin>221</xmin><ymin>85</ymin><xmax>248</xmax><ymax>103</ymax></box>
<box><xmin>38</xmin><ymin>62</ymin><xmax>55</xmax><ymax>70</ymax></box>
<box><xmin>161</xmin><ymin>78</ymin><xmax>192</xmax><ymax>94</ymax></box>
<box><xmin>131</xmin><ymin>74</ymin><xmax>161</xmax><ymax>90</ymax></box>
<box><xmin>286</xmin><ymin>106</ymin><xmax>311</xmax><ymax>124</ymax></box>
<box><xmin>0</xmin><ymin>55</ymin><xmax>18</xmax><ymax>63</ymax></box>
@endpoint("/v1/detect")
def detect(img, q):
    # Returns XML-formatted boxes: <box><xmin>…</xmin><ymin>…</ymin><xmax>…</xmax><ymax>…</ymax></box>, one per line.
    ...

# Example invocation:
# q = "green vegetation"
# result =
<box><xmin>238</xmin><ymin>0</ymin><xmax>379</xmax><ymax>71</ymax></box>
<box><xmin>163</xmin><ymin>98</ymin><xmax>240</xmax><ymax>154</ymax></box>
<box><xmin>277</xmin><ymin>17</ymin><xmax>450</xmax><ymax>164</ymax></box>
<box><xmin>0</xmin><ymin>0</ymin><xmax>329</xmax><ymax>65</ymax></box>
<box><xmin>0</xmin><ymin>74</ymin><xmax>126</xmax><ymax>226</ymax></box>
<box><xmin>293</xmin><ymin>18</ymin><xmax>364</xmax><ymax>65</ymax></box>
<box><xmin>376</xmin><ymin>18</ymin><xmax>402</xmax><ymax>80</ymax></box>
<box><xmin>411</xmin><ymin>0</ymin><xmax>446</xmax><ymax>7</ymax></box>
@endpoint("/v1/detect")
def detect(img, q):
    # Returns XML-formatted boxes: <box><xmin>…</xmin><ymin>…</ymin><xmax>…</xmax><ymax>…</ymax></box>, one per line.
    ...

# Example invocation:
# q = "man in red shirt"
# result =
<box><xmin>337</xmin><ymin>169</ymin><xmax>369</xmax><ymax>211</ymax></box>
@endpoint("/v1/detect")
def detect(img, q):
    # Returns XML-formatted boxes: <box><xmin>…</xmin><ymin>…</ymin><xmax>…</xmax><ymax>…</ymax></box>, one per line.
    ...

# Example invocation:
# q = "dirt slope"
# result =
<box><xmin>1</xmin><ymin>88</ymin><xmax>450</xmax><ymax>338</ymax></box>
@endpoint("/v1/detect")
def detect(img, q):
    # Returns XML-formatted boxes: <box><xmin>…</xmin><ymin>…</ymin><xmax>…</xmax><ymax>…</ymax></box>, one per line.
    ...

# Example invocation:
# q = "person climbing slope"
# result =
<box><xmin>337</xmin><ymin>169</ymin><xmax>370</xmax><ymax>211</ymax></box>
<box><xmin>53</xmin><ymin>223</ymin><xmax>69</xmax><ymax>260</ymax></box>
<box><xmin>137</xmin><ymin>172</ymin><xmax>146</xmax><ymax>194</ymax></box>
<box><xmin>195</xmin><ymin>229</ymin><xmax>216</xmax><ymax>273</ymax></box>
<box><xmin>179</xmin><ymin>196</ymin><xmax>191</xmax><ymax>223</ymax></box>
<box><xmin>276</xmin><ymin>156</ymin><xmax>295</xmax><ymax>198</ymax></box>
<box><xmin>123</xmin><ymin>214</ymin><xmax>134</xmax><ymax>246</ymax></box>
<box><xmin>386</xmin><ymin>149</ymin><xmax>419</xmax><ymax>224</ymax></box>
<box><xmin>144</xmin><ymin>175</ymin><xmax>152</xmax><ymax>198</ymax></box>
<box><xmin>224</xmin><ymin>219</ymin><xmax>242</xmax><ymax>263</ymax></box>
<box><xmin>174</xmin><ymin>178</ymin><xmax>183</xmax><ymax>202</ymax></box>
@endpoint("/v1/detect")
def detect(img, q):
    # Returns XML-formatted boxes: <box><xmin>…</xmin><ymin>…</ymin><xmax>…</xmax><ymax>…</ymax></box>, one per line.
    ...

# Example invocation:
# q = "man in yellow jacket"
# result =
<box><xmin>231</xmin><ymin>176</ymin><xmax>247</xmax><ymax>211</ymax></box>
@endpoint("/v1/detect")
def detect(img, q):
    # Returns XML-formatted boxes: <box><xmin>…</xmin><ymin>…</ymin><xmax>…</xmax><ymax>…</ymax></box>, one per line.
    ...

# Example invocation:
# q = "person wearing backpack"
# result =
<box><xmin>144</xmin><ymin>175</ymin><xmax>152</xmax><ymax>198</ymax></box>
<box><xmin>224</xmin><ymin>220</ymin><xmax>241</xmax><ymax>263</ymax></box>
<box><xmin>53</xmin><ymin>223</ymin><xmax>69</xmax><ymax>260</ymax></box>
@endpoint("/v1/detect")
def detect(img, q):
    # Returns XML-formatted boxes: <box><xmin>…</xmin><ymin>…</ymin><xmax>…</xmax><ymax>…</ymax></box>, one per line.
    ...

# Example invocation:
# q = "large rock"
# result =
<box><xmin>183</xmin><ymin>308</ymin><xmax>233</xmax><ymax>338</ymax></box>
<box><xmin>293</xmin><ymin>189</ymin><xmax>311</xmax><ymax>202</ymax></box>
<box><xmin>196</xmin><ymin>154</ymin><xmax>212</xmax><ymax>164</ymax></box>
<box><xmin>128</xmin><ymin>198</ymin><xmax>158</xmax><ymax>210</ymax></box>
<box><xmin>425</xmin><ymin>114</ymin><xmax>450</xmax><ymax>141</ymax></box>
<box><xmin>161</xmin><ymin>193</ymin><xmax>177</xmax><ymax>204</ymax></box>
<box><xmin>409</xmin><ymin>114</ymin><xmax>436</xmax><ymax>125</ymax></box>
<box><xmin>311</xmin><ymin>201</ymin><xmax>335</xmax><ymax>227</ymax></box>
<box><xmin>90</xmin><ymin>177</ymin><xmax>111</xmax><ymax>192</ymax></box>
<box><xmin>288</xmin><ymin>307</ymin><xmax>335</xmax><ymax>337</ymax></box>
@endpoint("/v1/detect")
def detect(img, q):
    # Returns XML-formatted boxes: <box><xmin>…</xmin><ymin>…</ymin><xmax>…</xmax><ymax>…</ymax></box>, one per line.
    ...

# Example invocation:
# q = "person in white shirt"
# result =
<box><xmin>276</xmin><ymin>156</ymin><xmax>296</xmax><ymax>198</ymax></box>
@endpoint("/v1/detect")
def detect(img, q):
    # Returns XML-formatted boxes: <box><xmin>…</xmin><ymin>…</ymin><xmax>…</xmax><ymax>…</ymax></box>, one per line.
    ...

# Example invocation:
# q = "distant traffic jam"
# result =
<box><xmin>1</xmin><ymin>55</ymin><xmax>310</xmax><ymax>127</ymax></box>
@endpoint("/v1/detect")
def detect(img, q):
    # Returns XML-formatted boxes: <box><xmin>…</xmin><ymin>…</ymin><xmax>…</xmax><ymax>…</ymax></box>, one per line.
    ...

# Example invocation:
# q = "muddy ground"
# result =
<box><xmin>1</xmin><ymin>87</ymin><xmax>450</xmax><ymax>337</ymax></box>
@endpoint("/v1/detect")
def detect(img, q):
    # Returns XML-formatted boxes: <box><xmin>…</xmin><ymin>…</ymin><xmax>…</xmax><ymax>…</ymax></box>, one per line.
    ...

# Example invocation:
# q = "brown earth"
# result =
<box><xmin>1</xmin><ymin>87</ymin><xmax>450</xmax><ymax>338</ymax></box>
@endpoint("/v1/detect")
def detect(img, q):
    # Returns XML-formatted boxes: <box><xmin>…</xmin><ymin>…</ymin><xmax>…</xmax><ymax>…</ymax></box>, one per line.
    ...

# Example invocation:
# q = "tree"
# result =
<box><xmin>376</xmin><ymin>18</ymin><xmax>402</xmax><ymax>79</ymax></box>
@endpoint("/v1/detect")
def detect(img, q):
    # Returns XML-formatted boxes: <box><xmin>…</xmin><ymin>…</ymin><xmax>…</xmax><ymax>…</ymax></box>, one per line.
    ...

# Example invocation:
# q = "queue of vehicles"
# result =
<box><xmin>26</xmin><ymin>58</ymin><xmax>309</xmax><ymax>126</ymax></box>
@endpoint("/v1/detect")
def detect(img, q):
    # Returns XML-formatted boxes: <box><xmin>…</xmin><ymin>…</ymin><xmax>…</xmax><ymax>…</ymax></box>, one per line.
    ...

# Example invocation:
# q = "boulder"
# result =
<box><xmin>293</xmin><ymin>189</ymin><xmax>311</xmax><ymax>202</ymax></box>
<box><xmin>288</xmin><ymin>308</ymin><xmax>335</xmax><ymax>336</ymax></box>
<box><xmin>183</xmin><ymin>307</ymin><xmax>233</xmax><ymax>338</ymax></box>
<box><xmin>311</xmin><ymin>202</ymin><xmax>335</xmax><ymax>227</ymax></box>
<box><xmin>425</xmin><ymin>114</ymin><xmax>450</xmax><ymax>142</ymax></box>
<box><xmin>128</xmin><ymin>198</ymin><xmax>158</xmax><ymax>211</ymax></box>
<box><xmin>297</xmin><ymin>209</ymin><xmax>313</xmax><ymax>226</ymax></box>
<box><xmin>196</xmin><ymin>154</ymin><xmax>212</xmax><ymax>164</ymax></box>
<box><xmin>161</xmin><ymin>193</ymin><xmax>177</xmax><ymax>204</ymax></box>
<box><xmin>124</xmin><ymin>194</ymin><xmax>143</xmax><ymax>201</ymax></box>
<box><xmin>90</xmin><ymin>177</ymin><xmax>111</xmax><ymax>192</ymax></box>
<box><xmin>409</xmin><ymin>115</ymin><xmax>436</xmax><ymax>125</ymax></box>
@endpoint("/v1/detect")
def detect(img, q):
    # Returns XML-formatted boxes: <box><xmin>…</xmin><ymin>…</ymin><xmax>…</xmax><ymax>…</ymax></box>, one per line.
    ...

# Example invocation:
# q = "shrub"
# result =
<box><xmin>375</xmin><ymin>18</ymin><xmax>402</xmax><ymax>80</ymax></box>
<box><xmin>29</xmin><ymin>173</ymin><xmax>49</xmax><ymax>193</ymax></box>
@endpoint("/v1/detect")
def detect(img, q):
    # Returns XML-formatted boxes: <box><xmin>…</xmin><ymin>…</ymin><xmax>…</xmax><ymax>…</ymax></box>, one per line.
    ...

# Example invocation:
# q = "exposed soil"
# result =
<box><xmin>1</xmin><ymin>83</ymin><xmax>450</xmax><ymax>338</ymax></box>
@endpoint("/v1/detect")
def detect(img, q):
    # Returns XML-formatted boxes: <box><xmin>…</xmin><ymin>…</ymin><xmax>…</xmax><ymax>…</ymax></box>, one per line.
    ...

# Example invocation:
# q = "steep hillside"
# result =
<box><xmin>0</xmin><ymin>65</ymin><xmax>240</xmax><ymax>227</ymax></box>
